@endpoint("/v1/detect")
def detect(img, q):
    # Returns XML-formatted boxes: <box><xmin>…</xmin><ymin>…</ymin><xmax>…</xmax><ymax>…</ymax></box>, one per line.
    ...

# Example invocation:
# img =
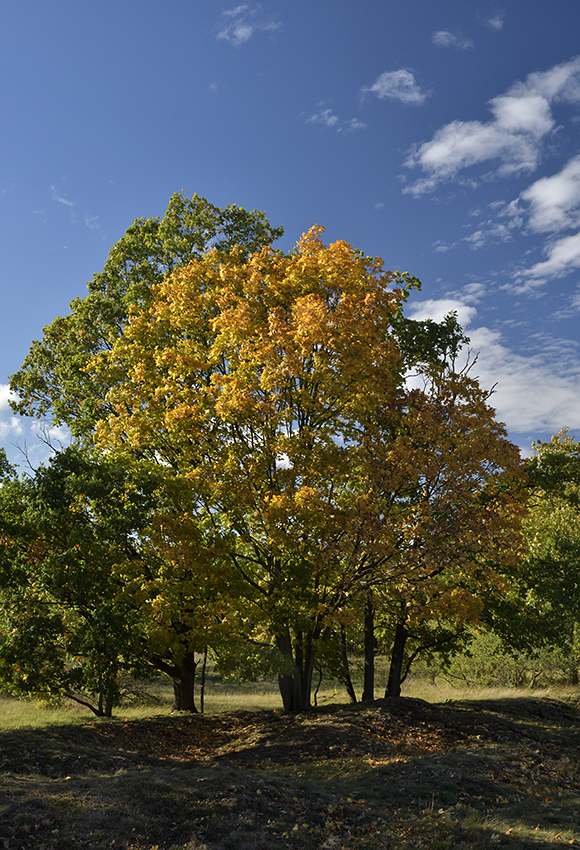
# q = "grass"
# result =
<box><xmin>2</xmin><ymin>659</ymin><xmax>578</xmax><ymax>731</ymax></box>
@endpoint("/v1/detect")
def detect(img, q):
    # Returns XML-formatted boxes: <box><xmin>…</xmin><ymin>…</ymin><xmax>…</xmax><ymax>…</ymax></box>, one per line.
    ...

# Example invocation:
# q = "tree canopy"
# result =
<box><xmin>89</xmin><ymin>225</ymin><xmax>525</xmax><ymax>711</ymax></box>
<box><xmin>2</xmin><ymin>195</ymin><xmax>529</xmax><ymax>713</ymax></box>
<box><xmin>10</xmin><ymin>192</ymin><xmax>283</xmax><ymax>437</ymax></box>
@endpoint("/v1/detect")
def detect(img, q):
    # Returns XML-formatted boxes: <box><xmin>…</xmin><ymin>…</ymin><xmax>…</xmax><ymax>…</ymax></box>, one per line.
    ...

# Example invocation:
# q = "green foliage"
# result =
<box><xmin>425</xmin><ymin>628</ymin><xmax>580</xmax><ymax>689</ymax></box>
<box><xmin>9</xmin><ymin>192</ymin><xmax>283</xmax><ymax>437</ymax></box>
<box><xmin>0</xmin><ymin>447</ymin><xmax>161</xmax><ymax>715</ymax></box>
<box><xmin>488</xmin><ymin>429</ymin><xmax>580</xmax><ymax>656</ymax></box>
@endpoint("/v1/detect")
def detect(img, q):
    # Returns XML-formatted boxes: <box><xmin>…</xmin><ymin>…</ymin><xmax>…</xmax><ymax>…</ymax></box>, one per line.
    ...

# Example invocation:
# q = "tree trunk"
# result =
<box><xmin>339</xmin><ymin>624</ymin><xmax>357</xmax><ymax>704</ymax></box>
<box><xmin>276</xmin><ymin>630</ymin><xmax>315</xmax><ymax>712</ymax></box>
<box><xmin>172</xmin><ymin>652</ymin><xmax>198</xmax><ymax>712</ymax></box>
<box><xmin>150</xmin><ymin>652</ymin><xmax>198</xmax><ymax>712</ymax></box>
<box><xmin>103</xmin><ymin>671</ymin><xmax>117</xmax><ymax>718</ymax></box>
<box><xmin>362</xmin><ymin>592</ymin><xmax>375</xmax><ymax>702</ymax></box>
<box><xmin>385</xmin><ymin>622</ymin><xmax>409</xmax><ymax>698</ymax></box>
<box><xmin>200</xmin><ymin>647</ymin><xmax>208</xmax><ymax>714</ymax></box>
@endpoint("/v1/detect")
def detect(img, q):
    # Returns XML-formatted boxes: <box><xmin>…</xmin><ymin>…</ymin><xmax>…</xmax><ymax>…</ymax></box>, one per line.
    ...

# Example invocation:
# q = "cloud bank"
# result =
<box><xmin>406</xmin><ymin>300</ymin><xmax>580</xmax><ymax>441</ymax></box>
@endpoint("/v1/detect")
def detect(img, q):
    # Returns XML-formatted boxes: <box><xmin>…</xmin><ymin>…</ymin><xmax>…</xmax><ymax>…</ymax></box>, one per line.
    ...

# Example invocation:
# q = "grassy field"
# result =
<box><xmin>1</xmin><ymin>671</ymin><xmax>580</xmax><ymax>849</ymax></box>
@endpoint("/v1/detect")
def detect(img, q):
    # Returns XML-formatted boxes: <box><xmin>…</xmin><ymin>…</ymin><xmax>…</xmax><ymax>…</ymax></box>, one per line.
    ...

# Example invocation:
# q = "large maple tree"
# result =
<box><xmin>90</xmin><ymin>226</ymin><xmax>524</xmax><ymax>711</ymax></box>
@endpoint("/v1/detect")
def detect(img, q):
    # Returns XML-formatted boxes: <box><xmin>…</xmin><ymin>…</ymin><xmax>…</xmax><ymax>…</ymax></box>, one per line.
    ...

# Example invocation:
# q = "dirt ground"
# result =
<box><xmin>1</xmin><ymin>695</ymin><xmax>580</xmax><ymax>849</ymax></box>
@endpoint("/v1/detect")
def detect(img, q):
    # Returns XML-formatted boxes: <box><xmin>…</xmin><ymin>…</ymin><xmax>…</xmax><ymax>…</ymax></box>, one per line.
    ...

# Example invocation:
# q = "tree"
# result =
<box><xmin>0</xmin><ymin>448</ymin><xmax>158</xmax><ymax>716</ymax></box>
<box><xmin>5</xmin><ymin>193</ymin><xmax>283</xmax><ymax>712</ymax></box>
<box><xmin>364</xmin><ymin>366</ymin><xmax>526</xmax><ymax>698</ymax></box>
<box><xmin>0</xmin><ymin>448</ymin><xmax>245</xmax><ymax>713</ymax></box>
<box><xmin>487</xmin><ymin>428</ymin><xmax>580</xmax><ymax>676</ymax></box>
<box><xmin>90</xmin><ymin>226</ymin><xmax>523</xmax><ymax>711</ymax></box>
<box><xmin>10</xmin><ymin>192</ymin><xmax>283</xmax><ymax>438</ymax></box>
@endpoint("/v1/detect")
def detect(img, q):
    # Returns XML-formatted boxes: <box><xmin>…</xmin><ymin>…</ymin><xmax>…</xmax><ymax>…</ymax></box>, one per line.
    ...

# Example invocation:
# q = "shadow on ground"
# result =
<box><xmin>1</xmin><ymin>696</ymin><xmax>579</xmax><ymax>849</ymax></box>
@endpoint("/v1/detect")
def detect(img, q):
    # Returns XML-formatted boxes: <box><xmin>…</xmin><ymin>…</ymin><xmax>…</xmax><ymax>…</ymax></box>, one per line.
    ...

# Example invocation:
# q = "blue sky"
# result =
<box><xmin>2</xmin><ymin>0</ymin><xmax>580</xmax><ymax>467</ymax></box>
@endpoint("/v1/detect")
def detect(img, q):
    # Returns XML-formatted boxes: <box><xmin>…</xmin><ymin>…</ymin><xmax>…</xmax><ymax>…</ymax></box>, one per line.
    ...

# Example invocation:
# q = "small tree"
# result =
<box><xmin>0</xmin><ymin>449</ymin><xmax>156</xmax><ymax>716</ymax></box>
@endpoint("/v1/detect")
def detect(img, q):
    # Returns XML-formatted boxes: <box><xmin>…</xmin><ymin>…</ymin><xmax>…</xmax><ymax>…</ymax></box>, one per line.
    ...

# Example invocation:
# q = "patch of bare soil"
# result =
<box><xmin>1</xmin><ymin>696</ymin><xmax>580</xmax><ymax>849</ymax></box>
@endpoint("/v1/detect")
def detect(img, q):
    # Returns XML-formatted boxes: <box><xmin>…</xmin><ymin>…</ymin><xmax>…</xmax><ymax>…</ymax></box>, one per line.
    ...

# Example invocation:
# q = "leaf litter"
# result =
<box><xmin>1</xmin><ymin>695</ymin><xmax>580</xmax><ymax>848</ymax></box>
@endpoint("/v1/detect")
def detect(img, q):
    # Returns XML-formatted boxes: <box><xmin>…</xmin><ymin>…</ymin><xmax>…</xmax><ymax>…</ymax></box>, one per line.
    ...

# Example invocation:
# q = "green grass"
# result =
<box><xmin>1</xmin><ymin>656</ymin><xmax>579</xmax><ymax>730</ymax></box>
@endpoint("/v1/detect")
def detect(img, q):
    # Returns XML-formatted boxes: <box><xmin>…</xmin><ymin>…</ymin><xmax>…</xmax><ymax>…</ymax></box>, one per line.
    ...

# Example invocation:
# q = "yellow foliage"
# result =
<box><xmin>90</xmin><ymin>226</ymin><xmax>525</xmax><ymax>646</ymax></box>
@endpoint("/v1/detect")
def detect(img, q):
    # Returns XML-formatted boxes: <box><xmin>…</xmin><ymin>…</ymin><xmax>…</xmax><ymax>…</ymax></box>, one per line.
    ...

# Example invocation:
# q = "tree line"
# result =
<box><xmin>0</xmin><ymin>193</ymin><xmax>577</xmax><ymax>716</ymax></box>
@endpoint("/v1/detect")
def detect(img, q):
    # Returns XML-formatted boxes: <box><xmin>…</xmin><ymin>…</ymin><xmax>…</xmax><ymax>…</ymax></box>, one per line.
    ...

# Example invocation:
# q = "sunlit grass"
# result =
<box><xmin>1</xmin><ymin>657</ymin><xmax>578</xmax><ymax>729</ymax></box>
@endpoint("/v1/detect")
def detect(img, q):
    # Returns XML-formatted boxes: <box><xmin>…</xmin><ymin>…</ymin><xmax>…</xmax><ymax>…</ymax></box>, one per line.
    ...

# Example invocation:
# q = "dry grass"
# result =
<box><xmin>3</xmin><ymin>663</ymin><xmax>579</xmax><ymax>731</ymax></box>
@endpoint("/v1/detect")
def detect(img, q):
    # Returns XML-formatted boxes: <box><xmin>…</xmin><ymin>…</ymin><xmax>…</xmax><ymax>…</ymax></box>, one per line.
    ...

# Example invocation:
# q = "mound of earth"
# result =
<box><xmin>1</xmin><ymin>696</ymin><xmax>580</xmax><ymax>849</ymax></box>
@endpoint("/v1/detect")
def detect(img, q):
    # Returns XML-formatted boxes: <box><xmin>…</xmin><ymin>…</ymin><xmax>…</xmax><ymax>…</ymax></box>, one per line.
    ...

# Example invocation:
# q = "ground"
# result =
<box><xmin>1</xmin><ymin>696</ymin><xmax>580</xmax><ymax>848</ymax></box>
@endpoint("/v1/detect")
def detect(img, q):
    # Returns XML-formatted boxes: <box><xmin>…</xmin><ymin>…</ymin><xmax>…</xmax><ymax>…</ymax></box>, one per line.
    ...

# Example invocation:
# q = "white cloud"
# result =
<box><xmin>514</xmin><ymin>231</ymin><xmax>580</xmax><ymax>289</ymax></box>
<box><xmin>406</xmin><ymin>297</ymin><xmax>478</xmax><ymax>329</ymax></box>
<box><xmin>30</xmin><ymin>422</ymin><xmax>70</xmax><ymax>447</ymax></box>
<box><xmin>490</xmin><ymin>155</ymin><xmax>580</xmax><ymax>291</ymax></box>
<box><xmin>361</xmin><ymin>70</ymin><xmax>429</xmax><ymax>105</ymax></box>
<box><xmin>305</xmin><ymin>109</ymin><xmax>366</xmax><ymax>133</ymax></box>
<box><xmin>432</xmin><ymin>30</ymin><xmax>473</xmax><ymax>50</ymax></box>
<box><xmin>485</xmin><ymin>13</ymin><xmax>505</xmax><ymax>31</ymax></box>
<box><xmin>0</xmin><ymin>385</ymin><xmax>24</xmax><ymax>442</ymax></box>
<box><xmin>0</xmin><ymin>419</ymin><xmax>23</xmax><ymax>441</ymax></box>
<box><xmin>306</xmin><ymin>108</ymin><xmax>339</xmax><ymax>128</ymax></box>
<box><xmin>468</xmin><ymin>327</ymin><xmax>580</xmax><ymax>435</ymax></box>
<box><xmin>519</xmin><ymin>154</ymin><xmax>580</xmax><ymax>233</ymax></box>
<box><xmin>0</xmin><ymin>385</ymin><xmax>15</xmax><ymax>415</ymax></box>
<box><xmin>216</xmin><ymin>5</ymin><xmax>281</xmax><ymax>46</ymax></box>
<box><xmin>406</xmin><ymin>301</ymin><xmax>580</xmax><ymax>437</ymax></box>
<box><xmin>404</xmin><ymin>56</ymin><xmax>580</xmax><ymax>195</ymax></box>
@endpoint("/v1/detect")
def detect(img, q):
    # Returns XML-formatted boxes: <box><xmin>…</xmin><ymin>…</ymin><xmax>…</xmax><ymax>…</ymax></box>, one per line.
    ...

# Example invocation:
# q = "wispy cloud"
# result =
<box><xmin>216</xmin><ymin>5</ymin><xmax>281</xmax><ymax>47</ymax></box>
<box><xmin>432</xmin><ymin>30</ymin><xmax>473</xmax><ymax>50</ymax></box>
<box><xmin>338</xmin><ymin>117</ymin><xmax>367</xmax><ymax>133</ymax></box>
<box><xmin>84</xmin><ymin>214</ymin><xmax>101</xmax><ymax>232</ymax></box>
<box><xmin>485</xmin><ymin>12</ymin><xmax>505</xmax><ymax>31</ymax></box>
<box><xmin>361</xmin><ymin>69</ymin><xmax>429</xmax><ymax>106</ymax></box>
<box><xmin>433</xmin><ymin>219</ymin><xmax>514</xmax><ymax>252</ymax></box>
<box><xmin>307</xmin><ymin>108</ymin><xmax>339</xmax><ymax>128</ymax></box>
<box><xmin>49</xmin><ymin>185</ymin><xmax>104</xmax><ymax>236</ymax></box>
<box><xmin>305</xmin><ymin>108</ymin><xmax>366</xmax><ymax>133</ymax></box>
<box><xmin>51</xmin><ymin>185</ymin><xmax>76</xmax><ymax>222</ymax></box>
<box><xmin>404</xmin><ymin>56</ymin><xmax>580</xmax><ymax>195</ymax></box>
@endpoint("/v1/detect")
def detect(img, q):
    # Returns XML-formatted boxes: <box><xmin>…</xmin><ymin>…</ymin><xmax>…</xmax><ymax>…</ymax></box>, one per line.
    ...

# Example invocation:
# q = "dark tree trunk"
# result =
<box><xmin>172</xmin><ymin>652</ymin><xmax>198</xmax><ymax>712</ymax></box>
<box><xmin>385</xmin><ymin>622</ymin><xmax>409</xmax><ymax>698</ymax></box>
<box><xmin>276</xmin><ymin>630</ymin><xmax>316</xmax><ymax>712</ymax></box>
<box><xmin>103</xmin><ymin>673</ymin><xmax>116</xmax><ymax>718</ymax></box>
<box><xmin>150</xmin><ymin>652</ymin><xmax>198</xmax><ymax>712</ymax></box>
<box><xmin>362</xmin><ymin>592</ymin><xmax>375</xmax><ymax>702</ymax></box>
<box><xmin>200</xmin><ymin>647</ymin><xmax>208</xmax><ymax>714</ymax></box>
<box><xmin>339</xmin><ymin>624</ymin><xmax>357</xmax><ymax>704</ymax></box>
<box><xmin>96</xmin><ymin>671</ymin><xmax>117</xmax><ymax>717</ymax></box>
